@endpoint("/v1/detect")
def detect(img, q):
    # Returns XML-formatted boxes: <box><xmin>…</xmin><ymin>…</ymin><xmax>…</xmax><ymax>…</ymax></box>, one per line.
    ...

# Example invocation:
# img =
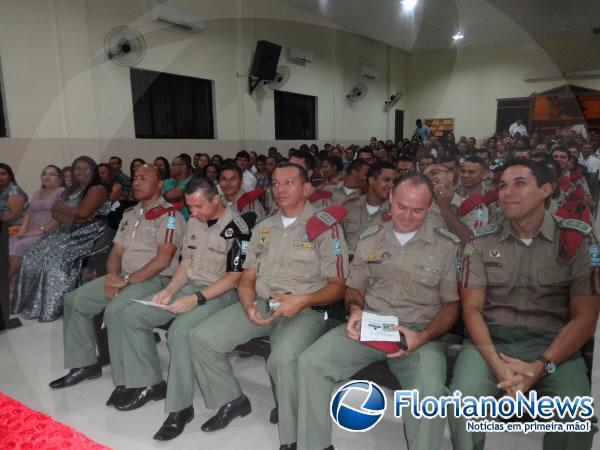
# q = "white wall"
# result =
<box><xmin>0</xmin><ymin>0</ymin><xmax>407</xmax><ymax>193</ymax></box>
<box><xmin>404</xmin><ymin>40</ymin><xmax>600</xmax><ymax>142</ymax></box>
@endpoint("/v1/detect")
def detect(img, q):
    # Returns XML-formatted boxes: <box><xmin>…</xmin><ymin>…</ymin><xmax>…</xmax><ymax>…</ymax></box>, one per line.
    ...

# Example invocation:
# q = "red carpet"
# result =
<box><xmin>0</xmin><ymin>392</ymin><xmax>110</xmax><ymax>449</ymax></box>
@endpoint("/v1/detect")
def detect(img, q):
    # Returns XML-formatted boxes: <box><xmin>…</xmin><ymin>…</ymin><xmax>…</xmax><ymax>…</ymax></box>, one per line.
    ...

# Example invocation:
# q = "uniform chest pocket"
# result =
<box><xmin>484</xmin><ymin>265</ymin><xmax>510</xmax><ymax>286</ymax></box>
<box><xmin>409</xmin><ymin>269</ymin><xmax>441</xmax><ymax>287</ymax></box>
<box><xmin>369</xmin><ymin>262</ymin><xmax>393</xmax><ymax>279</ymax></box>
<box><xmin>344</xmin><ymin>219</ymin><xmax>360</xmax><ymax>233</ymax></box>
<box><xmin>538</xmin><ymin>265</ymin><xmax>571</xmax><ymax>288</ymax></box>
<box><xmin>290</xmin><ymin>246</ymin><xmax>316</xmax><ymax>262</ymax></box>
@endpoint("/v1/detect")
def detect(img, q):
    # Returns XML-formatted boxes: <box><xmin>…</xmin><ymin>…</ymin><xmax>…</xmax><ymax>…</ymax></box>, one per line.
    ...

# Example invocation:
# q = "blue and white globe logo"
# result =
<box><xmin>330</xmin><ymin>380</ymin><xmax>387</xmax><ymax>432</ymax></box>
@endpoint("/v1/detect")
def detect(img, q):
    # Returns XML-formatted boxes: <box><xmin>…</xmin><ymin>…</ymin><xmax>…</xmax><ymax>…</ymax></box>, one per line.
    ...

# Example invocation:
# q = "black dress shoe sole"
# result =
<box><xmin>153</xmin><ymin>412</ymin><xmax>195</xmax><ymax>441</ymax></box>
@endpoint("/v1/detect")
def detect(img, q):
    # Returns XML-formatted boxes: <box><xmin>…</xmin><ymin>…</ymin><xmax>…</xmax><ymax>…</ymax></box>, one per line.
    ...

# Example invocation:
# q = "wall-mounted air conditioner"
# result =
<box><xmin>150</xmin><ymin>1</ymin><xmax>205</xmax><ymax>33</ymax></box>
<box><xmin>359</xmin><ymin>64</ymin><xmax>380</xmax><ymax>80</ymax></box>
<box><xmin>287</xmin><ymin>47</ymin><xmax>314</xmax><ymax>64</ymax></box>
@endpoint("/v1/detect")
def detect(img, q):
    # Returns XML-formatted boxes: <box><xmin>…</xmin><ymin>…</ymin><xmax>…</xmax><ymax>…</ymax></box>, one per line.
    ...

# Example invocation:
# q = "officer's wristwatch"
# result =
<box><xmin>123</xmin><ymin>274</ymin><xmax>131</xmax><ymax>286</ymax></box>
<box><xmin>537</xmin><ymin>356</ymin><xmax>556</xmax><ymax>376</ymax></box>
<box><xmin>196</xmin><ymin>291</ymin><xmax>207</xmax><ymax>306</ymax></box>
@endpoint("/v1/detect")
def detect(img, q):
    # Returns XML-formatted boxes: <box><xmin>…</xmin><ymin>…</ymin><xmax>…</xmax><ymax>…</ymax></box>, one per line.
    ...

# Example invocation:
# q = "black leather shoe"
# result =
<box><xmin>270</xmin><ymin>406</ymin><xmax>278</xmax><ymax>424</ymax></box>
<box><xmin>49</xmin><ymin>364</ymin><xmax>101</xmax><ymax>389</ymax></box>
<box><xmin>114</xmin><ymin>380</ymin><xmax>167</xmax><ymax>411</ymax></box>
<box><xmin>153</xmin><ymin>406</ymin><xmax>195</xmax><ymax>441</ymax></box>
<box><xmin>323</xmin><ymin>446</ymin><xmax>334</xmax><ymax>450</ymax></box>
<box><xmin>279</xmin><ymin>444</ymin><xmax>296</xmax><ymax>450</ymax></box>
<box><xmin>201</xmin><ymin>395</ymin><xmax>251</xmax><ymax>432</ymax></box>
<box><xmin>106</xmin><ymin>385</ymin><xmax>125</xmax><ymax>406</ymax></box>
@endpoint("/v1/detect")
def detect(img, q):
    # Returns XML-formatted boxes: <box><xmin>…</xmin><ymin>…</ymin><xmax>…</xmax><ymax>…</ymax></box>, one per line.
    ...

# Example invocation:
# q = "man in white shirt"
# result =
<box><xmin>236</xmin><ymin>150</ymin><xmax>257</xmax><ymax>192</ymax></box>
<box><xmin>508</xmin><ymin>119</ymin><xmax>528</xmax><ymax>137</ymax></box>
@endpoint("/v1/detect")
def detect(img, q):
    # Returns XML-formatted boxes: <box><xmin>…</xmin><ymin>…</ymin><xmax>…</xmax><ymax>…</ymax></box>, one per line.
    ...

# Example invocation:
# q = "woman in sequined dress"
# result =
<box><xmin>11</xmin><ymin>156</ymin><xmax>111</xmax><ymax>322</ymax></box>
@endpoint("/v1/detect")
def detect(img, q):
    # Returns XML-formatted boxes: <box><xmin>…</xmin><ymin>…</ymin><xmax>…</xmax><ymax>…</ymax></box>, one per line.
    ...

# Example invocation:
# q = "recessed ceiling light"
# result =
<box><xmin>402</xmin><ymin>0</ymin><xmax>418</xmax><ymax>11</ymax></box>
<box><xmin>452</xmin><ymin>32</ymin><xmax>464</xmax><ymax>41</ymax></box>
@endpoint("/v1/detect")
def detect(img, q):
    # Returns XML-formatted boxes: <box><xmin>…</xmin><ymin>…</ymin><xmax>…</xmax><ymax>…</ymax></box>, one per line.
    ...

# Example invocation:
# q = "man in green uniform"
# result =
<box><xmin>330</xmin><ymin>159</ymin><xmax>369</xmax><ymax>206</ymax></box>
<box><xmin>189</xmin><ymin>163</ymin><xmax>349</xmax><ymax>450</ymax></box>
<box><xmin>342</xmin><ymin>161</ymin><xmax>394</xmax><ymax>256</ymax></box>
<box><xmin>449</xmin><ymin>158</ymin><xmax>600</xmax><ymax>450</ymax></box>
<box><xmin>297</xmin><ymin>172</ymin><xmax>461</xmax><ymax>450</ymax></box>
<box><xmin>106</xmin><ymin>177</ymin><xmax>247</xmax><ymax>422</ymax></box>
<box><xmin>218</xmin><ymin>162</ymin><xmax>265</xmax><ymax>221</ymax></box>
<box><xmin>49</xmin><ymin>165</ymin><xmax>185</xmax><ymax>390</ymax></box>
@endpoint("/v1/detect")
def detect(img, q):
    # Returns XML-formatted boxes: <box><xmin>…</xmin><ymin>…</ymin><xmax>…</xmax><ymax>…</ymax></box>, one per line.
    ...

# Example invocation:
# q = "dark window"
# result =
<box><xmin>274</xmin><ymin>90</ymin><xmax>317</xmax><ymax>140</ymax></box>
<box><xmin>496</xmin><ymin>98</ymin><xmax>530</xmax><ymax>134</ymax></box>
<box><xmin>0</xmin><ymin>82</ymin><xmax>6</xmax><ymax>137</ymax></box>
<box><xmin>130</xmin><ymin>68</ymin><xmax>214</xmax><ymax>139</ymax></box>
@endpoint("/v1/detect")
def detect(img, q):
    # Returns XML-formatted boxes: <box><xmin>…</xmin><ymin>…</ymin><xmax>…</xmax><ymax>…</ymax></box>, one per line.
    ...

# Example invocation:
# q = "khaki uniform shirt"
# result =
<box><xmin>181</xmin><ymin>207</ymin><xmax>236</xmax><ymax>286</ymax></box>
<box><xmin>113</xmin><ymin>199</ymin><xmax>186</xmax><ymax>276</ymax></box>
<box><xmin>330</xmin><ymin>184</ymin><xmax>362</xmax><ymax>207</ymax></box>
<box><xmin>343</xmin><ymin>195</ymin><xmax>390</xmax><ymax>255</ymax></box>
<box><xmin>222</xmin><ymin>190</ymin><xmax>266</xmax><ymax>223</ymax></box>
<box><xmin>243</xmin><ymin>201</ymin><xmax>350</xmax><ymax>299</ymax></box>
<box><xmin>461</xmin><ymin>212</ymin><xmax>595</xmax><ymax>334</ymax></box>
<box><xmin>347</xmin><ymin>219</ymin><xmax>460</xmax><ymax>324</ymax></box>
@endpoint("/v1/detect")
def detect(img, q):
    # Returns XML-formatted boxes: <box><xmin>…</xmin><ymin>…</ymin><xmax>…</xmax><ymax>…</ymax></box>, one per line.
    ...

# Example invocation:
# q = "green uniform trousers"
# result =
<box><xmin>297</xmin><ymin>324</ymin><xmax>452</xmax><ymax>450</ymax></box>
<box><xmin>449</xmin><ymin>325</ymin><xmax>593</xmax><ymax>450</ymax></box>
<box><xmin>108</xmin><ymin>282</ymin><xmax>237</xmax><ymax>394</ymax></box>
<box><xmin>189</xmin><ymin>299</ymin><xmax>328</xmax><ymax>446</ymax></box>
<box><xmin>62</xmin><ymin>274</ymin><xmax>167</xmax><ymax>370</ymax></box>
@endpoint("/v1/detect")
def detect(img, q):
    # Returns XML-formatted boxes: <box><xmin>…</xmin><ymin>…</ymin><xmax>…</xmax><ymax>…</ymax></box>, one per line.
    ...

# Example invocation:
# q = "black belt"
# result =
<box><xmin>311</xmin><ymin>305</ymin><xmax>332</xmax><ymax>312</ymax></box>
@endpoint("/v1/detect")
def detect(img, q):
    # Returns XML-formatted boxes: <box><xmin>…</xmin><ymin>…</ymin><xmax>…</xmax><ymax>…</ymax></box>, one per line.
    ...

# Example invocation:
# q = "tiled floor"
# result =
<box><xmin>2</xmin><ymin>317</ymin><xmax>599</xmax><ymax>449</ymax></box>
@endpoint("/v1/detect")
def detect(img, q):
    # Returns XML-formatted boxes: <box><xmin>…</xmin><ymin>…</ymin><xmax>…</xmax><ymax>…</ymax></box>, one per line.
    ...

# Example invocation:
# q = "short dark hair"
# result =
<box><xmin>184</xmin><ymin>175</ymin><xmax>219</xmax><ymax>199</ymax></box>
<box><xmin>358</xmin><ymin>146</ymin><xmax>373</xmax><ymax>156</ymax></box>
<box><xmin>236</xmin><ymin>150</ymin><xmax>250</xmax><ymax>160</ymax></box>
<box><xmin>326</xmin><ymin>156</ymin><xmax>344</xmax><ymax>172</ymax></box>
<box><xmin>178</xmin><ymin>153</ymin><xmax>193</xmax><ymax>171</ymax></box>
<box><xmin>462</xmin><ymin>155</ymin><xmax>486</xmax><ymax>169</ymax></box>
<box><xmin>289</xmin><ymin>149</ymin><xmax>316</xmax><ymax>171</ymax></box>
<box><xmin>219</xmin><ymin>161</ymin><xmax>243</xmax><ymax>179</ymax></box>
<box><xmin>273</xmin><ymin>162</ymin><xmax>309</xmax><ymax>183</ymax></box>
<box><xmin>368</xmin><ymin>161</ymin><xmax>395</xmax><ymax>179</ymax></box>
<box><xmin>501</xmin><ymin>158</ymin><xmax>554</xmax><ymax>187</ymax></box>
<box><xmin>392</xmin><ymin>171</ymin><xmax>435</xmax><ymax>202</ymax></box>
<box><xmin>195</xmin><ymin>152</ymin><xmax>209</xmax><ymax>159</ymax></box>
<box><xmin>438</xmin><ymin>155</ymin><xmax>458</xmax><ymax>165</ymax></box>
<box><xmin>109</xmin><ymin>156</ymin><xmax>122</xmax><ymax>165</ymax></box>
<box><xmin>347</xmin><ymin>159</ymin><xmax>369</xmax><ymax>174</ymax></box>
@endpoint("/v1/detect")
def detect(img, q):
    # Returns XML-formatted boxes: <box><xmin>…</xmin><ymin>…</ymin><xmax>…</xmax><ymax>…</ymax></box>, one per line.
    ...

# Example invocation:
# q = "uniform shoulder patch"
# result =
<box><xmin>306</xmin><ymin>205</ymin><xmax>348</xmax><ymax>240</ymax></box>
<box><xmin>557</xmin><ymin>218</ymin><xmax>592</xmax><ymax>235</ymax></box>
<box><xmin>435</xmin><ymin>228</ymin><xmax>461</xmax><ymax>244</ymax></box>
<box><xmin>359</xmin><ymin>224</ymin><xmax>384</xmax><ymax>241</ymax></box>
<box><xmin>473</xmin><ymin>223</ymin><xmax>499</xmax><ymax>238</ymax></box>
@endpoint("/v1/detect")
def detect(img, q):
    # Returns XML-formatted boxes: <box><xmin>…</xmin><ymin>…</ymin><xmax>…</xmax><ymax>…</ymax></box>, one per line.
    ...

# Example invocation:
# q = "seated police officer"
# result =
<box><xmin>297</xmin><ymin>172</ymin><xmax>461</xmax><ymax>450</ymax></box>
<box><xmin>188</xmin><ymin>162</ymin><xmax>349</xmax><ymax>450</ymax></box>
<box><xmin>104</xmin><ymin>177</ymin><xmax>247</xmax><ymax>419</ymax></box>
<box><xmin>449</xmin><ymin>159</ymin><xmax>600</xmax><ymax>450</ymax></box>
<box><xmin>218</xmin><ymin>162</ymin><xmax>265</xmax><ymax>220</ymax></box>
<box><xmin>49</xmin><ymin>165</ymin><xmax>185</xmax><ymax>389</ymax></box>
<box><xmin>342</xmin><ymin>161</ymin><xmax>395</xmax><ymax>257</ymax></box>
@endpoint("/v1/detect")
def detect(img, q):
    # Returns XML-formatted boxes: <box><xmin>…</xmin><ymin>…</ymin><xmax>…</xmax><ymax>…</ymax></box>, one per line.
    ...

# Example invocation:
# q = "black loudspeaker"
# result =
<box><xmin>250</xmin><ymin>40</ymin><xmax>281</xmax><ymax>81</ymax></box>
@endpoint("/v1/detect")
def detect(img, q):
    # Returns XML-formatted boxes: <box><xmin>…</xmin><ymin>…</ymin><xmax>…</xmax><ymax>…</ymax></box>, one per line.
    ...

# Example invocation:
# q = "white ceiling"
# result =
<box><xmin>280</xmin><ymin>0</ymin><xmax>600</xmax><ymax>52</ymax></box>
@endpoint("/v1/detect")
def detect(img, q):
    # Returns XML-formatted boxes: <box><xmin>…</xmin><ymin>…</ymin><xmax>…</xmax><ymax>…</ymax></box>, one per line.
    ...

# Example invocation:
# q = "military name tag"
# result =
<box><xmin>293</xmin><ymin>241</ymin><xmax>314</xmax><ymax>249</ymax></box>
<box><xmin>484</xmin><ymin>261</ymin><xmax>503</xmax><ymax>268</ymax></box>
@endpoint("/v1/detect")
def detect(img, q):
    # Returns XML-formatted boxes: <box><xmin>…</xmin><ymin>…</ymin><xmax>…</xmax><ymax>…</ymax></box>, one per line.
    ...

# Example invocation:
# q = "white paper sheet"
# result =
<box><xmin>130</xmin><ymin>299</ymin><xmax>169</xmax><ymax>310</ymax></box>
<box><xmin>360</xmin><ymin>311</ymin><xmax>401</xmax><ymax>342</ymax></box>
